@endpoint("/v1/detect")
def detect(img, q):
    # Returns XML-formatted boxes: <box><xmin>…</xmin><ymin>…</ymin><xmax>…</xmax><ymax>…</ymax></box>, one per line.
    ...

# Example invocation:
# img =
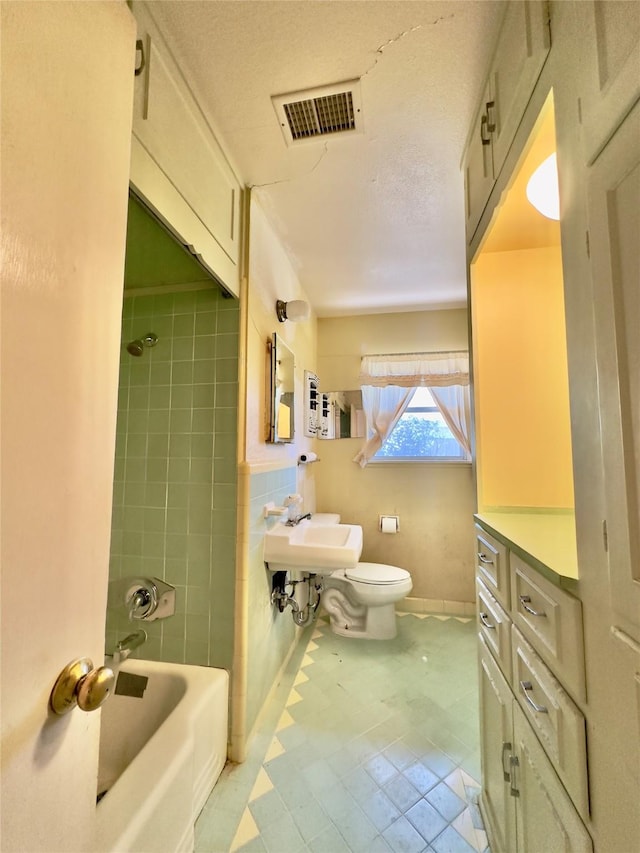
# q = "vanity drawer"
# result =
<box><xmin>511</xmin><ymin>554</ymin><xmax>586</xmax><ymax>702</ymax></box>
<box><xmin>512</xmin><ymin>627</ymin><xmax>589</xmax><ymax>820</ymax></box>
<box><xmin>475</xmin><ymin>525</ymin><xmax>510</xmax><ymax>609</ymax></box>
<box><xmin>477</xmin><ymin>577</ymin><xmax>512</xmax><ymax>681</ymax></box>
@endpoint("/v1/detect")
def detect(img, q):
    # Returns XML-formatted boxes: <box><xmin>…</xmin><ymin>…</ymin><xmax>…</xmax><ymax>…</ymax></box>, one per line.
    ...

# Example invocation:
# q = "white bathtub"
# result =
<box><xmin>96</xmin><ymin>659</ymin><xmax>229</xmax><ymax>853</ymax></box>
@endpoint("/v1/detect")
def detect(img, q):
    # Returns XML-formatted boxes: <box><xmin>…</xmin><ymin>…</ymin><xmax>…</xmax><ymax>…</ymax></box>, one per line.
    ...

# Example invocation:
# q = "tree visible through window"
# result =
<box><xmin>374</xmin><ymin>387</ymin><xmax>467</xmax><ymax>460</ymax></box>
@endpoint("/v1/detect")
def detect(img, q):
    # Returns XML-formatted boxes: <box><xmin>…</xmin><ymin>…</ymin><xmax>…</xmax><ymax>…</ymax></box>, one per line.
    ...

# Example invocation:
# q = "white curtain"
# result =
<box><xmin>352</xmin><ymin>386</ymin><xmax>416</xmax><ymax>468</ymax></box>
<box><xmin>358</xmin><ymin>352</ymin><xmax>469</xmax><ymax>387</ymax></box>
<box><xmin>353</xmin><ymin>351</ymin><xmax>471</xmax><ymax>467</ymax></box>
<box><xmin>430</xmin><ymin>385</ymin><xmax>472</xmax><ymax>457</ymax></box>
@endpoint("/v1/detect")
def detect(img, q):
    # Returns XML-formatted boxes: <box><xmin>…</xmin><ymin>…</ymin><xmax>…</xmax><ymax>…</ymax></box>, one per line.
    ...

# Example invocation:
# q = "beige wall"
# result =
<box><xmin>233</xmin><ymin>193</ymin><xmax>319</xmax><ymax>757</ymax></box>
<box><xmin>244</xmin><ymin>192</ymin><xmax>317</xmax><ymax>469</ymax></box>
<box><xmin>316</xmin><ymin>310</ymin><xmax>476</xmax><ymax>603</ymax></box>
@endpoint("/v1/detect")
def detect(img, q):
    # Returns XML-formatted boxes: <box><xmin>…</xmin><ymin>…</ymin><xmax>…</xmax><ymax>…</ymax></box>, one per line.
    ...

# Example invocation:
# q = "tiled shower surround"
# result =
<box><xmin>107</xmin><ymin>287</ymin><xmax>238</xmax><ymax>670</ymax></box>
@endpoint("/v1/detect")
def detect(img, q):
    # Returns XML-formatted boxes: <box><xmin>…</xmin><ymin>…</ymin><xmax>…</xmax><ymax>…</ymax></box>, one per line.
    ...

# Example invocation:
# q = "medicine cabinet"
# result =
<box><xmin>268</xmin><ymin>333</ymin><xmax>295</xmax><ymax>443</ymax></box>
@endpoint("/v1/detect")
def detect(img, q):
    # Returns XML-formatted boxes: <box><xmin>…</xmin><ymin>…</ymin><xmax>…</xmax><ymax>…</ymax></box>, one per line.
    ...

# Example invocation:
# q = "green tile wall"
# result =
<box><xmin>246</xmin><ymin>467</ymin><xmax>299</xmax><ymax>734</ymax></box>
<box><xmin>108</xmin><ymin>287</ymin><xmax>238</xmax><ymax>670</ymax></box>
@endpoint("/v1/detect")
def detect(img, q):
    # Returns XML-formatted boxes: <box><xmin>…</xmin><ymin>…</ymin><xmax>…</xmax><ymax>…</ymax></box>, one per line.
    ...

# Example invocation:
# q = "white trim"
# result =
<box><xmin>400</xmin><ymin>596</ymin><xmax>476</xmax><ymax>617</ymax></box>
<box><xmin>367</xmin><ymin>459</ymin><xmax>472</xmax><ymax>467</ymax></box>
<box><xmin>239</xmin><ymin>459</ymin><xmax>297</xmax><ymax>475</ymax></box>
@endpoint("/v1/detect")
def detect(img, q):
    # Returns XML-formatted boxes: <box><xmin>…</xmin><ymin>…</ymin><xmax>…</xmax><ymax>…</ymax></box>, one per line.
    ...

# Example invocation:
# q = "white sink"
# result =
<box><xmin>264</xmin><ymin>520</ymin><xmax>363</xmax><ymax>574</ymax></box>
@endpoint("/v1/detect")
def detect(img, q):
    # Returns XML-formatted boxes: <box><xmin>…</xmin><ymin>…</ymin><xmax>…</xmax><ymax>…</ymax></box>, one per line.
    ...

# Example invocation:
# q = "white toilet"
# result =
<box><xmin>310</xmin><ymin>513</ymin><xmax>412</xmax><ymax>640</ymax></box>
<box><xmin>322</xmin><ymin>562</ymin><xmax>412</xmax><ymax>640</ymax></box>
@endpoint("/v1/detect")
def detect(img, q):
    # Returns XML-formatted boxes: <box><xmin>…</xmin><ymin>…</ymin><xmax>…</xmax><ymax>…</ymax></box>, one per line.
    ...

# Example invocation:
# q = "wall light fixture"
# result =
<box><xmin>276</xmin><ymin>299</ymin><xmax>310</xmax><ymax>323</ymax></box>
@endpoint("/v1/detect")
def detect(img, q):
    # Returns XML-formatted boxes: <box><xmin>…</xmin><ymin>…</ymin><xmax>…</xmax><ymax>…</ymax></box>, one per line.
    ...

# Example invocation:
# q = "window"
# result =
<box><xmin>374</xmin><ymin>387</ymin><xmax>468</xmax><ymax>461</ymax></box>
<box><xmin>352</xmin><ymin>352</ymin><xmax>471</xmax><ymax>468</ymax></box>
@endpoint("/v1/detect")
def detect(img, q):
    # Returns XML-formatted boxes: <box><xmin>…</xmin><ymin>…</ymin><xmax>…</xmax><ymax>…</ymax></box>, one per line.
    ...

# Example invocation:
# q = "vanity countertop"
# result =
<box><xmin>475</xmin><ymin>510</ymin><xmax>578</xmax><ymax>585</ymax></box>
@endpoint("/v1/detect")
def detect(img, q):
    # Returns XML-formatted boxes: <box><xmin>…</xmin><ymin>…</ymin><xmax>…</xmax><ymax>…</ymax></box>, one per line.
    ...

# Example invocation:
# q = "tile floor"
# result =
<box><xmin>195</xmin><ymin>613</ymin><xmax>489</xmax><ymax>853</ymax></box>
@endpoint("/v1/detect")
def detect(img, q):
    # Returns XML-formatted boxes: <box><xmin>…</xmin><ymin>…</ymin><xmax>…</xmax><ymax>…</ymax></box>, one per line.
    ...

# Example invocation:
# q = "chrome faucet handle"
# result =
<box><xmin>150</xmin><ymin>578</ymin><xmax>176</xmax><ymax>620</ymax></box>
<box><xmin>109</xmin><ymin>577</ymin><xmax>176</xmax><ymax>622</ymax></box>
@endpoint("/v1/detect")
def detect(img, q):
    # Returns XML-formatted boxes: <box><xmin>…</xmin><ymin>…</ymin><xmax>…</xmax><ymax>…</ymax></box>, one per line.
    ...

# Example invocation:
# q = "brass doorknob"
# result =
<box><xmin>50</xmin><ymin>658</ymin><xmax>115</xmax><ymax>715</ymax></box>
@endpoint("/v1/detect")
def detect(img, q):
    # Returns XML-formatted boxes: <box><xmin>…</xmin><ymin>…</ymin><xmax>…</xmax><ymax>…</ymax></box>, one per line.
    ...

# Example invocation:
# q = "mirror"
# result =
<box><xmin>268</xmin><ymin>333</ymin><xmax>295</xmax><ymax>443</ymax></box>
<box><xmin>318</xmin><ymin>390</ymin><xmax>365</xmax><ymax>439</ymax></box>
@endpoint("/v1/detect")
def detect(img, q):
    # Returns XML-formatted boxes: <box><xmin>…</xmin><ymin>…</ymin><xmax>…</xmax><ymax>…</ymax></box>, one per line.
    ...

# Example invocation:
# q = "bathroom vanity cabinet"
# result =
<box><xmin>129</xmin><ymin>1</ymin><xmax>243</xmax><ymax>296</ymax></box>
<box><xmin>465</xmin><ymin>2</ymin><xmax>640</xmax><ymax>851</ymax></box>
<box><xmin>476</xmin><ymin>521</ymin><xmax>591</xmax><ymax>852</ymax></box>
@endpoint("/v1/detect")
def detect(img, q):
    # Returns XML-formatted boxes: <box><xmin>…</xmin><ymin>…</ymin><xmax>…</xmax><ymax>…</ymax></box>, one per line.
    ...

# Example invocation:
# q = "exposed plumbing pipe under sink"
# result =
<box><xmin>271</xmin><ymin>572</ymin><xmax>323</xmax><ymax>627</ymax></box>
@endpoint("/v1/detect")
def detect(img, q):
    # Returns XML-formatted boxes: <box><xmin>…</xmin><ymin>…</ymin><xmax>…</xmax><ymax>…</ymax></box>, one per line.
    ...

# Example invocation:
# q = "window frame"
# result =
<box><xmin>369</xmin><ymin>386</ymin><xmax>471</xmax><ymax>465</ymax></box>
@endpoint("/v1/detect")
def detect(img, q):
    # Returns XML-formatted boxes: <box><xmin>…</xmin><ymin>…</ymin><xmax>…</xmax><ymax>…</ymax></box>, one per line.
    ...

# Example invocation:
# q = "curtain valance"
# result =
<box><xmin>358</xmin><ymin>351</ymin><xmax>469</xmax><ymax>387</ymax></box>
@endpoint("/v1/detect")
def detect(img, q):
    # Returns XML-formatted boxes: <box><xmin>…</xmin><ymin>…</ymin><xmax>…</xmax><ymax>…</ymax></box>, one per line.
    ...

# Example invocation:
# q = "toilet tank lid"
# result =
<box><xmin>346</xmin><ymin>562</ymin><xmax>410</xmax><ymax>584</ymax></box>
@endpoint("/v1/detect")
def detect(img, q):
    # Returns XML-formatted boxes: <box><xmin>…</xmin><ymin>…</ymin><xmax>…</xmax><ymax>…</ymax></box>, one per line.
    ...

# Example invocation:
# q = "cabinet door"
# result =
<box><xmin>464</xmin><ymin>80</ymin><xmax>496</xmax><ymax>240</ymax></box>
<box><xmin>578</xmin><ymin>0</ymin><xmax>640</xmax><ymax>164</ymax></box>
<box><xmin>130</xmin><ymin>3</ymin><xmax>242</xmax><ymax>295</ymax></box>
<box><xmin>588</xmin><ymin>99</ymin><xmax>640</xmax><ymax>640</ymax></box>
<box><xmin>513</xmin><ymin>703</ymin><xmax>593</xmax><ymax>853</ymax></box>
<box><xmin>489</xmin><ymin>0</ymin><xmax>551</xmax><ymax>174</ymax></box>
<box><xmin>478</xmin><ymin>638</ymin><xmax>517</xmax><ymax>853</ymax></box>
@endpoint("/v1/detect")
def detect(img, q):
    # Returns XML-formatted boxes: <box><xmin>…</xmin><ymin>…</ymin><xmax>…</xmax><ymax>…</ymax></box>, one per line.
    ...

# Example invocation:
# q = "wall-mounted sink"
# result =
<box><xmin>264</xmin><ymin>520</ymin><xmax>363</xmax><ymax>574</ymax></box>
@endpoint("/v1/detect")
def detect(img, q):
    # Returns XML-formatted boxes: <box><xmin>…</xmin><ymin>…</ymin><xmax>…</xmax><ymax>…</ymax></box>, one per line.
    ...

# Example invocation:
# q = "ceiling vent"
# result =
<box><xmin>272</xmin><ymin>80</ymin><xmax>363</xmax><ymax>147</ymax></box>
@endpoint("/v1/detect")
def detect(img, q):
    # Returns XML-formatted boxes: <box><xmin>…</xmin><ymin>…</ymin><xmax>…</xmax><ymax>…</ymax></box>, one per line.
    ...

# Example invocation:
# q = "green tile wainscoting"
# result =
<box><xmin>107</xmin><ymin>287</ymin><xmax>239</xmax><ymax>670</ymax></box>
<box><xmin>246</xmin><ymin>466</ymin><xmax>299</xmax><ymax>736</ymax></box>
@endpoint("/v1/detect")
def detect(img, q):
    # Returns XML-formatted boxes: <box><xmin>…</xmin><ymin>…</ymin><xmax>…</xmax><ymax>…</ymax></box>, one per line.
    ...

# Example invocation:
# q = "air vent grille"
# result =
<box><xmin>272</xmin><ymin>80</ymin><xmax>363</xmax><ymax>146</ymax></box>
<box><xmin>284</xmin><ymin>91</ymin><xmax>355</xmax><ymax>140</ymax></box>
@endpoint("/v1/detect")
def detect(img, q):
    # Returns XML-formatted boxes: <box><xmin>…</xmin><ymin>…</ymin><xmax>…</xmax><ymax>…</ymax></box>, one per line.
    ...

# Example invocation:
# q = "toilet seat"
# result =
<box><xmin>345</xmin><ymin>562</ymin><xmax>410</xmax><ymax>585</ymax></box>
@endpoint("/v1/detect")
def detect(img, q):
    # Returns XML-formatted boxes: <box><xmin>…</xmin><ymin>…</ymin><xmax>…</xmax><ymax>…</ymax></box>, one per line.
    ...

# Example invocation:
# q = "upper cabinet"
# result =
<box><xmin>464</xmin><ymin>1</ymin><xmax>551</xmax><ymax>240</ymax></box>
<box><xmin>578</xmin><ymin>0</ymin><xmax>640</xmax><ymax>164</ymax></box>
<box><xmin>129</xmin><ymin>2</ymin><xmax>242</xmax><ymax>297</ymax></box>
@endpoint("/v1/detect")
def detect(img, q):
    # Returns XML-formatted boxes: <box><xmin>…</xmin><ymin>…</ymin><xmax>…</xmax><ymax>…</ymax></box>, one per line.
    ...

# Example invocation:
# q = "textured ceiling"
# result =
<box><xmin>149</xmin><ymin>1</ymin><xmax>506</xmax><ymax>316</ymax></box>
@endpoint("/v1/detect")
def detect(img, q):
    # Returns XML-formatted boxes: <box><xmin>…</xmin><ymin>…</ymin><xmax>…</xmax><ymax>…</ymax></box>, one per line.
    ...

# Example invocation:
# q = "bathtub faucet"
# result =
<box><xmin>112</xmin><ymin>630</ymin><xmax>147</xmax><ymax>665</ymax></box>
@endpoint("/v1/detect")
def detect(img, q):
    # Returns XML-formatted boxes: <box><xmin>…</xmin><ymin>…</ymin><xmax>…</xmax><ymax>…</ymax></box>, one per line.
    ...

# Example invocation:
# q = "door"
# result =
<box><xmin>488</xmin><ymin>0</ymin><xmax>550</xmax><ymax>174</ymax></box>
<box><xmin>464</xmin><ymin>80</ymin><xmax>496</xmax><ymax>239</ymax></box>
<box><xmin>478</xmin><ymin>638</ymin><xmax>517</xmax><ymax>853</ymax></box>
<box><xmin>588</xmin><ymin>99</ymin><xmax>640</xmax><ymax>641</ymax></box>
<box><xmin>578</xmin><ymin>0</ymin><xmax>640</xmax><ymax>163</ymax></box>
<box><xmin>513</xmin><ymin>703</ymin><xmax>593</xmax><ymax>852</ymax></box>
<box><xmin>0</xmin><ymin>3</ymin><xmax>135</xmax><ymax>850</ymax></box>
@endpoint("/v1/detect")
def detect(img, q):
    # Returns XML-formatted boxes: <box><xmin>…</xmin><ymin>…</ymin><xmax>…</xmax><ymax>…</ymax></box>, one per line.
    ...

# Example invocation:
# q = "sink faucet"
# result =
<box><xmin>285</xmin><ymin>512</ymin><xmax>312</xmax><ymax>527</ymax></box>
<box><xmin>111</xmin><ymin>630</ymin><xmax>147</xmax><ymax>665</ymax></box>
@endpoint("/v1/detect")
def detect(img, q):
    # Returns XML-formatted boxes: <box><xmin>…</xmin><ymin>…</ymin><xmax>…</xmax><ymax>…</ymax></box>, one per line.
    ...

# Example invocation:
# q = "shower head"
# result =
<box><xmin>126</xmin><ymin>333</ymin><xmax>158</xmax><ymax>357</ymax></box>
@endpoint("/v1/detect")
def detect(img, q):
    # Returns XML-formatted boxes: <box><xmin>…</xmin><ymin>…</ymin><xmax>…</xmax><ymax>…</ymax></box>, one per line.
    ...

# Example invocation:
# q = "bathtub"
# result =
<box><xmin>96</xmin><ymin>659</ymin><xmax>229</xmax><ymax>853</ymax></box>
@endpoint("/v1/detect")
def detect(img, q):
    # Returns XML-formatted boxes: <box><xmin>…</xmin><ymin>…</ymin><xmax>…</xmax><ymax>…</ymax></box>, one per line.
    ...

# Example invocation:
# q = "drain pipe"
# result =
<box><xmin>271</xmin><ymin>573</ymin><xmax>322</xmax><ymax>627</ymax></box>
<box><xmin>292</xmin><ymin>575</ymin><xmax>322</xmax><ymax>627</ymax></box>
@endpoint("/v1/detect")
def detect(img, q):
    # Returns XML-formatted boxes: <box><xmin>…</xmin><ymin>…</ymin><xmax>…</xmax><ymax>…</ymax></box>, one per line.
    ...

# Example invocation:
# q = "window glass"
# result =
<box><xmin>374</xmin><ymin>387</ymin><xmax>466</xmax><ymax>460</ymax></box>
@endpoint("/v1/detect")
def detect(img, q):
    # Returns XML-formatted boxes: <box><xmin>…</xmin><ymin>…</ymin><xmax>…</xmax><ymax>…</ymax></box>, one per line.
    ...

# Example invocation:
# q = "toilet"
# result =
<box><xmin>322</xmin><ymin>562</ymin><xmax>412</xmax><ymax>640</ymax></box>
<box><xmin>309</xmin><ymin>513</ymin><xmax>412</xmax><ymax>640</ymax></box>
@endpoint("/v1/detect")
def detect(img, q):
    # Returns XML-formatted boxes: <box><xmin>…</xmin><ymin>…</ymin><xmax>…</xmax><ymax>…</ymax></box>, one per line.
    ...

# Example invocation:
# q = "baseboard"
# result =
<box><xmin>400</xmin><ymin>596</ymin><xmax>476</xmax><ymax>617</ymax></box>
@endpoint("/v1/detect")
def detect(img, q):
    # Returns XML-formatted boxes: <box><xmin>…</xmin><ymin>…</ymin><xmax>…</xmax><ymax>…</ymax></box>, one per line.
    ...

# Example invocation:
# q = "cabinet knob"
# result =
<box><xmin>480</xmin><ymin>114</ymin><xmax>491</xmax><ymax>145</ymax></box>
<box><xmin>135</xmin><ymin>38</ymin><xmax>146</xmax><ymax>76</ymax></box>
<box><xmin>485</xmin><ymin>100</ymin><xmax>496</xmax><ymax>133</ymax></box>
